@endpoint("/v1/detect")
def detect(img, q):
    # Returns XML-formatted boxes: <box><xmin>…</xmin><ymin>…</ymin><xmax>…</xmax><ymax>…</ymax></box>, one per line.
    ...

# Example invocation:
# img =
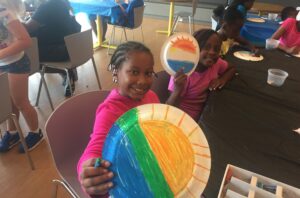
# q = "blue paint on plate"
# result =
<box><xmin>167</xmin><ymin>59</ymin><xmax>195</xmax><ymax>74</ymax></box>
<box><xmin>102</xmin><ymin>124</ymin><xmax>154</xmax><ymax>198</ymax></box>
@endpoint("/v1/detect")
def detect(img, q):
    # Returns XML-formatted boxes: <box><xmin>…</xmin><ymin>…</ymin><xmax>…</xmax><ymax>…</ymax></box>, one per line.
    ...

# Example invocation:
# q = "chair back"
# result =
<box><xmin>151</xmin><ymin>71</ymin><xmax>170</xmax><ymax>103</ymax></box>
<box><xmin>0</xmin><ymin>73</ymin><xmax>12</xmax><ymax>123</ymax></box>
<box><xmin>45</xmin><ymin>90</ymin><xmax>109</xmax><ymax>197</ymax></box>
<box><xmin>133</xmin><ymin>5</ymin><xmax>145</xmax><ymax>29</ymax></box>
<box><xmin>64</xmin><ymin>29</ymin><xmax>94</xmax><ymax>67</ymax></box>
<box><xmin>25</xmin><ymin>37</ymin><xmax>40</xmax><ymax>75</ymax></box>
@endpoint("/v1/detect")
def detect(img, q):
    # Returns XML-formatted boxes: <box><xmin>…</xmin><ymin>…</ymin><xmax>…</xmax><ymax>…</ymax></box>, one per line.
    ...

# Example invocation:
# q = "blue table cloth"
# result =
<box><xmin>69</xmin><ymin>0</ymin><xmax>123</xmax><ymax>23</ymax></box>
<box><xmin>240</xmin><ymin>14</ymin><xmax>280</xmax><ymax>47</ymax></box>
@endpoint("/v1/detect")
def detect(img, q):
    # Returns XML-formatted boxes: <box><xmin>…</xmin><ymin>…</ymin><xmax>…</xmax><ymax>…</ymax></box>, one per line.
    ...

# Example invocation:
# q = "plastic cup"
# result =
<box><xmin>268</xmin><ymin>13</ymin><xmax>278</xmax><ymax>20</ymax></box>
<box><xmin>267</xmin><ymin>69</ymin><xmax>288</xmax><ymax>87</ymax></box>
<box><xmin>265</xmin><ymin>38</ymin><xmax>279</xmax><ymax>49</ymax></box>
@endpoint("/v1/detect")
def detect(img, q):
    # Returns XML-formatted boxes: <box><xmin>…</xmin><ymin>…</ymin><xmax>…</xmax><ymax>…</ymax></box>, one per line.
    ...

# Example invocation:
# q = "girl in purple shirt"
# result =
<box><xmin>77</xmin><ymin>41</ymin><xmax>159</xmax><ymax>197</ymax></box>
<box><xmin>167</xmin><ymin>29</ymin><xmax>236</xmax><ymax>121</ymax></box>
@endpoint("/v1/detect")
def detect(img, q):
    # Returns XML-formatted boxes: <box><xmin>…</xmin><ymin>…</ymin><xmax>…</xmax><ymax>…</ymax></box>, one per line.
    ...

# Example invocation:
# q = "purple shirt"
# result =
<box><xmin>168</xmin><ymin>58</ymin><xmax>228</xmax><ymax>120</ymax></box>
<box><xmin>77</xmin><ymin>88</ymin><xmax>159</xmax><ymax>175</ymax></box>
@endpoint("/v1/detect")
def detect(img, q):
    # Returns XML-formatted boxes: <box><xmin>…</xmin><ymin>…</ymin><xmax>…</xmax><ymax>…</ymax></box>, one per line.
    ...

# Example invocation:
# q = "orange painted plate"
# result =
<box><xmin>160</xmin><ymin>32</ymin><xmax>200</xmax><ymax>76</ymax></box>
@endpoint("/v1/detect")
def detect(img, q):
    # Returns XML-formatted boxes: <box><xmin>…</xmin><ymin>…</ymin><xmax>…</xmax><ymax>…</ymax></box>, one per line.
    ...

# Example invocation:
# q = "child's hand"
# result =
<box><xmin>80</xmin><ymin>158</ymin><xmax>114</xmax><ymax>195</ymax></box>
<box><xmin>209</xmin><ymin>78</ymin><xmax>226</xmax><ymax>91</ymax></box>
<box><xmin>173</xmin><ymin>69</ymin><xmax>187</xmax><ymax>94</ymax></box>
<box><xmin>286</xmin><ymin>46</ymin><xmax>300</xmax><ymax>55</ymax></box>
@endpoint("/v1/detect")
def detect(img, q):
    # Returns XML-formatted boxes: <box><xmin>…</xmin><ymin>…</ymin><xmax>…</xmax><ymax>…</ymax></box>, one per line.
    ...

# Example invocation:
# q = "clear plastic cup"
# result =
<box><xmin>265</xmin><ymin>38</ymin><xmax>279</xmax><ymax>49</ymax></box>
<box><xmin>268</xmin><ymin>13</ymin><xmax>278</xmax><ymax>20</ymax></box>
<box><xmin>267</xmin><ymin>69</ymin><xmax>288</xmax><ymax>87</ymax></box>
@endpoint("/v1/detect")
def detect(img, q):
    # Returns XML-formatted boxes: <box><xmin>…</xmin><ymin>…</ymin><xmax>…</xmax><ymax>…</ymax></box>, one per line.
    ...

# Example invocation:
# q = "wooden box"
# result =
<box><xmin>218</xmin><ymin>164</ymin><xmax>300</xmax><ymax>198</ymax></box>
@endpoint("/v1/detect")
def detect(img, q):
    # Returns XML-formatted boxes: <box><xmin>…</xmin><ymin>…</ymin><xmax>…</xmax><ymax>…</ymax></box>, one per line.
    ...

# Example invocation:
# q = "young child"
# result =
<box><xmin>229</xmin><ymin>0</ymin><xmax>255</xmax><ymax>18</ymax></box>
<box><xmin>271</xmin><ymin>7</ymin><xmax>300</xmax><ymax>54</ymax></box>
<box><xmin>0</xmin><ymin>0</ymin><xmax>43</xmax><ymax>153</ymax></box>
<box><xmin>90</xmin><ymin>0</ymin><xmax>144</xmax><ymax>41</ymax></box>
<box><xmin>166</xmin><ymin>29</ymin><xmax>236</xmax><ymax>121</ymax></box>
<box><xmin>217</xmin><ymin>6</ymin><xmax>255</xmax><ymax>56</ymax></box>
<box><xmin>213</xmin><ymin>0</ymin><xmax>255</xmax><ymax>31</ymax></box>
<box><xmin>77</xmin><ymin>41</ymin><xmax>159</xmax><ymax>196</ymax></box>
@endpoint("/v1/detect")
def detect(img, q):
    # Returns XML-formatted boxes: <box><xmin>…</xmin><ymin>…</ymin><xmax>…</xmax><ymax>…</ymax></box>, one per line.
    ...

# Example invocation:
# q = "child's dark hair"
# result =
<box><xmin>193</xmin><ymin>29</ymin><xmax>219</xmax><ymax>49</ymax></box>
<box><xmin>230</xmin><ymin>0</ymin><xmax>254</xmax><ymax>7</ymax></box>
<box><xmin>281</xmin><ymin>6</ymin><xmax>296</xmax><ymax>21</ymax></box>
<box><xmin>213</xmin><ymin>5</ymin><xmax>225</xmax><ymax>18</ymax></box>
<box><xmin>108</xmin><ymin>41</ymin><xmax>153</xmax><ymax>71</ymax></box>
<box><xmin>223</xmin><ymin>5</ymin><xmax>244</xmax><ymax>24</ymax></box>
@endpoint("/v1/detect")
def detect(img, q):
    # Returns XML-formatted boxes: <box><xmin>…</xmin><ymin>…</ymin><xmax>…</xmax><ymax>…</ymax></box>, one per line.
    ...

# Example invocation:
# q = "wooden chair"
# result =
<box><xmin>45</xmin><ymin>90</ymin><xmax>109</xmax><ymax>198</ymax></box>
<box><xmin>25</xmin><ymin>37</ymin><xmax>54</xmax><ymax>111</ymax></box>
<box><xmin>151</xmin><ymin>71</ymin><xmax>170</xmax><ymax>103</ymax></box>
<box><xmin>38</xmin><ymin>29</ymin><xmax>102</xmax><ymax>99</ymax></box>
<box><xmin>108</xmin><ymin>5</ymin><xmax>145</xmax><ymax>53</ymax></box>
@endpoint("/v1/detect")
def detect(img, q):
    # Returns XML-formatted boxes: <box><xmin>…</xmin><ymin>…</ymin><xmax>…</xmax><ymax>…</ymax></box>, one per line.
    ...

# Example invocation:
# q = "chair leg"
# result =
<box><xmin>92</xmin><ymin>57</ymin><xmax>101</xmax><ymax>90</ymax></box>
<box><xmin>192</xmin><ymin>16</ymin><xmax>195</xmax><ymax>34</ymax></box>
<box><xmin>35</xmin><ymin>67</ymin><xmax>44</xmax><ymax>107</ymax></box>
<box><xmin>65</xmin><ymin>69</ymin><xmax>73</xmax><ymax>96</ymax></box>
<box><xmin>140</xmin><ymin>26</ymin><xmax>144</xmax><ymax>42</ymax></box>
<box><xmin>188</xmin><ymin>16</ymin><xmax>192</xmax><ymax>34</ymax></box>
<box><xmin>41</xmin><ymin>72</ymin><xmax>54</xmax><ymax>111</ymax></box>
<box><xmin>52</xmin><ymin>179</ymin><xmax>78</xmax><ymax>198</ymax></box>
<box><xmin>36</xmin><ymin>67</ymin><xmax>54</xmax><ymax>111</ymax></box>
<box><xmin>123</xmin><ymin>28</ymin><xmax>128</xmax><ymax>41</ymax></box>
<box><xmin>12</xmin><ymin>115</ymin><xmax>35</xmax><ymax>170</ymax></box>
<box><xmin>108</xmin><ymin>26</ymin><xmax>116</xmax><ymax>55</ymax></box>
<box><xmin>171</xmin><ymin>15</ymin><xmax>180</xmax><ymax>34</ymax></box>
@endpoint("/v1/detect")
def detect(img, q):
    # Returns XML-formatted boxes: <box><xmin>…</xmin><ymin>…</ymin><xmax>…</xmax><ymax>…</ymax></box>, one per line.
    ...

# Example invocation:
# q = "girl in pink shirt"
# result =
<box><xmin>77</xmin><ymin>41</ymin><xmax>159</xmax><ymax>197</ymax></box>
<box><xmin>272</xmin><ymin>7</ymin><xmax>300</xmax><ymax>54</ymax></box>
<box><xmin>167</xmin><ymin>29</ymin><xmax>236</xmax><ymax>121</ymax></box>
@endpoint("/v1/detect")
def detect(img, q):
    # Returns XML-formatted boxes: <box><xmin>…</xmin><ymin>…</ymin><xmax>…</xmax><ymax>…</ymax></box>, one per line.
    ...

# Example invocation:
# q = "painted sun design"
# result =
<box><xmin>103</xmin><ymin>104</ymin><xmax>211</xmax><ymax>198</ymax></box>
<box><xmin>170</xmin><ymin>36</ymin><xmax>197</xmax><ymax>54</ymax></box>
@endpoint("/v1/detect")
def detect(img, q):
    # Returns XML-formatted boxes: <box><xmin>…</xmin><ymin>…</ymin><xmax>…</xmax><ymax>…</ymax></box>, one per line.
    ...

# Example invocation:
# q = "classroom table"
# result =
<box><xmin>241</xmin><ymin>14</ymin><xmax>280</xmax><ymax>47</ymax></box>
<box><xmin>69</xmin><ymin>0</ymin><xmax>123</xmax><ymax>49</ymax></box>
<box><xmin>251</xmin><ymin>2</ymin><xmax>284</xmax><ymax>16</ymax></box>
<box><xmin>199</xmin><ymin>49</ymin><xmax>300</xmax><ymax>197</ymax></box>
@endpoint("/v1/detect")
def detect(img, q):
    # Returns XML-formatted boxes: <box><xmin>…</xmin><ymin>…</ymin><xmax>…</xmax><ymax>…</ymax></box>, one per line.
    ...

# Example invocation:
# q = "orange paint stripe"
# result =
<box><xmin>177</xmin><ymin>113</ymin><xmax>185</xmax><ymax>127</ymax></box>
<box><xmin>151</xmin><ymin>104</ymin><xmax>154</xmax><ymax>120</ymax></box>
<box><xmin>192</xmin><ymin>143</ymin><xmax>208</xmax><ymax>148</ymax></box>
<box><xmin>192</xmin><ymin>175</ymin><xmax>207</xmax><ymax>184</ymax></box>
<box><xmin>194</xmin><ymin>163</ymin><xmax>210</xmax><ymax>171</ymax></box>
<box><xmin>187</xmin><ymin>187</ymin><xmax>196</xmax><ymax>198</ymax></box>
<box><xmin>195</xmin><ymin>153</ymin><xmax>211</xmax><ymax>158</ymax></box>
<box><xmin>188</xmin><ymin>126</ymin><xmax>198</xmax><ymax>137</ymax></box>
<box><xmin>164</xmin><ymin>105</ymin><xmax>169</xmax><ymax>120</ymax></box>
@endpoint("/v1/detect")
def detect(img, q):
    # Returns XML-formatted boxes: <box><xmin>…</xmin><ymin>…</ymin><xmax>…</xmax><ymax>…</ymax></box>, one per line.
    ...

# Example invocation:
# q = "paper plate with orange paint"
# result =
<box><xmin>160</xmin><ymin>32</ymin><xmax>200</xmax><ymax>76</ymax></box>
<box><xmin>102</xmin><ymin>104</ymin><xmax>211</xmax><ymax>198</ymax></box>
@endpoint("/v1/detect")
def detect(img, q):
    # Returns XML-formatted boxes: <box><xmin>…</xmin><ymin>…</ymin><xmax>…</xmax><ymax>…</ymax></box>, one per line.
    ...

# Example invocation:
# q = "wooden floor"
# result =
<box><xmin>0</xmin><ymin>17</ymin><xmax>209</xmax><ymax>198</ymax></box>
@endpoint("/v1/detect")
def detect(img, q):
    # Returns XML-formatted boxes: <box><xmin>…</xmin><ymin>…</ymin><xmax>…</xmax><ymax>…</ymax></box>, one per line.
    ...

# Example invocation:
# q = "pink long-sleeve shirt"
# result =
<box><xmin>168</xmin><ymin>58</ymin><xmax>228</xmax><ymax>121</ymax></box>
<box><xmin>279</xmin><ymin>18</ymin><xmax>300</xmax><ymax>48</ymax></box>
<box><xmin>77</xmin><ymin>89</ymin><xmax>159</xmax><ymax>175</ymax></box>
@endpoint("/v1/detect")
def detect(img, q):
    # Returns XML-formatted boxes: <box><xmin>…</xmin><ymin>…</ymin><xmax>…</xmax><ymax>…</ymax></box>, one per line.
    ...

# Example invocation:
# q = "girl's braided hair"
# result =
<box><xmin>108</xmin><ymin>41</ymin><xmax>153</xmax><ymax>71</ymax></box>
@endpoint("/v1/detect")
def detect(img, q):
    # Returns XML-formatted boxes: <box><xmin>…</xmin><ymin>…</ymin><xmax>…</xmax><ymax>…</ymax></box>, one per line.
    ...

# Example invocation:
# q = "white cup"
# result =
<box><xmin>267</xmin><ymin>69</ymin><xmax>288</xmax><ymax>87</ymax></box>
<box><xmin>265</xmin><ymin>38</ymin><xmax>279</xmax><ymax>49</ymax></box>
<box><xmin>268</xmin><ymin>13</ymin><xmax>278</xmax><ymax>20</ymax></box>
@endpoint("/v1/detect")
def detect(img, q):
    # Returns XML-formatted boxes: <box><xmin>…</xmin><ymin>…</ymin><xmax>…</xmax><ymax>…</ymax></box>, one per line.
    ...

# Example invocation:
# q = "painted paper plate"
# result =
<box><xmin>160</xmin><ymin>32</ymin><xmax>200</xmax><ymax>76</ymax></box>
<box><xmin>233</xmin><ymin>51</ymin><xmax>264</xmax><ymax>61</ymax></box>
<box><xmin>247</xmin><ymin>18</ymin><xmax>265</xmax><ymax>23</ymax></box>
<box><xmin>102</xmin><ymin>104</ymin><xmax>211</xmax><ymax>198</ymax></box>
